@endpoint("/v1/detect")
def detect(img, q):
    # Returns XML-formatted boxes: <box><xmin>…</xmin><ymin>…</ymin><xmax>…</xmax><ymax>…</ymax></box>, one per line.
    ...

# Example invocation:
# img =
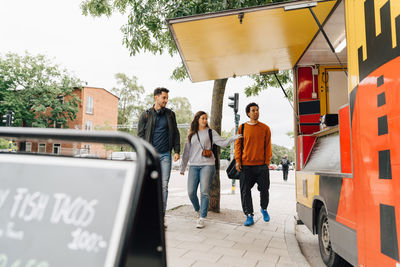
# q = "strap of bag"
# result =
<box><xmin>208</xmin><ymin>129</ymin><xmax>213</xmax><ymax>146</ymax></box>
<box><xmin>240</xmin><ymin>123</ymin><xmax>245</xmax><ymax>164</ymax></box>
<box><xmin>196</xmin><ymin>132</ymin><xmax>205</xmax><ymax>150</ymax></box>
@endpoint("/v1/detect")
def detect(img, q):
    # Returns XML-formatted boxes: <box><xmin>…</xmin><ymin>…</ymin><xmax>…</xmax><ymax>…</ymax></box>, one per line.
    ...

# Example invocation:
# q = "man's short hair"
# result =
<box><xmin>154</xmin><ymin>87</ymin><xmax>169</xmax><ymax>96</ymax></box>
<box><xmin>246</xmin><ymin>102</ymin><xmax>259</xmax><ymax>117</ymax></box>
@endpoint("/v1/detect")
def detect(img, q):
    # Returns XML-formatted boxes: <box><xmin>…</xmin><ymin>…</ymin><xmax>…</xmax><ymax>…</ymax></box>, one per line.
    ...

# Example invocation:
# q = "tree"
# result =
<box><xmin>168</xmin><ymin>97</ymin><xmax>193</xmax><ymax>152</ymax></box>
<box><xmin>112</xmin><ymin>73</ymin><xmax>145</xmax><ymax>132</ymax></box>
<box><xmin>0</xmin><ymin>52</ymin><xmax>82</xmax><ymax>128</ymax></box>
<box><xmin>81</xmin><ymin>0</ymin><xmax>290</xmax><ymax>212</ymax></box>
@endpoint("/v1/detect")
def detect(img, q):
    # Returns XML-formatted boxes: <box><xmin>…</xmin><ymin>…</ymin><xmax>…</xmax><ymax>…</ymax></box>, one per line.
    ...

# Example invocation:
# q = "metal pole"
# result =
<box><xmin>231</xmin><ymin>113</ymin><xmax>240</xmax><ymax>194</ymax></box>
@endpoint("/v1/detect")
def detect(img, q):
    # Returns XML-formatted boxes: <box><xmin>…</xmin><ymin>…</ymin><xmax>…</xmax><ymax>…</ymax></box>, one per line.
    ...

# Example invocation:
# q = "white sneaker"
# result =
<box><xmin>196</xmin><ymin>218</ymin><xmax>205</xmax><ymax>228</ymax></box>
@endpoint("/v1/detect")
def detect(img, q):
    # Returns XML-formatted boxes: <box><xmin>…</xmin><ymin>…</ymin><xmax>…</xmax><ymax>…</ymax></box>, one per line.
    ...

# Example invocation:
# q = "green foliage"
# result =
<box><xmin>0</xmin><ymin>52</ymin><xmax>82</xmax><ymax>128</ymax></box>
<box><xmin>271</xmin><ymin>144</ymin><xmax>294</xmax><ymax>165</ymax></box>
<box><xmin>112</xmin><ymin>73</ymin><xmax>145</xmax><ymax>127</ymax></box>
<box><xmin>220</xmin><ymin>129</ymin><xmax>234</xmax><ymax>160</ymax></box>
<box><xmin>245</xmin><ymin>70</ymin><xmax>293</xmax><ymax>100</ymax></box>
<box><xmin>168</xmin><ymin>97</ymin><xmax>193</xmax><ymax>152</ymax></box>
<box><xmin>0</xmin><ymin>138</ymin><xmax>9</xmax><ymax>149</ymax></box>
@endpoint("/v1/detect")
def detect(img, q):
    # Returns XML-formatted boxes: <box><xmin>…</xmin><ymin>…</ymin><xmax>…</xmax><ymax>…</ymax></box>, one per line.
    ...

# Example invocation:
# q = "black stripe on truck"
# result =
<box><xmin>380</xmin><ymin>204</ymin><xmax>399</xmax><ymax>261</ymax></box>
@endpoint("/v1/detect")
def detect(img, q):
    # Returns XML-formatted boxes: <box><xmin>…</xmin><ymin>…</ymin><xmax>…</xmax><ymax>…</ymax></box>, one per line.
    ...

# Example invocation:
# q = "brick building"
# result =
<box><xmin>24</xmin><ymin>86</ymin><xmax>119</xmax><ymax>158</ymax></box>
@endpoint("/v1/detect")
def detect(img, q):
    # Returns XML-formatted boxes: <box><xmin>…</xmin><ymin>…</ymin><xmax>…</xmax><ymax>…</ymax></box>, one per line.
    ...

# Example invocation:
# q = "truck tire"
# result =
<box><xmin>317</xmin><ymin>207</ymin><xmax>350</xmax><ymax>267</ymax></box>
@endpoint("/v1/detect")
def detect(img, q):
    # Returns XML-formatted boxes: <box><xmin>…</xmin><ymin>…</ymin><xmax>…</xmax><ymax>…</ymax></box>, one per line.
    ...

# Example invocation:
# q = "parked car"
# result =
<box><xmin>269</xmin><ymin>164</ymin><xmax>277</xmax><ymax>170</ymax></box>
<box><xmin>276</xmin><ymin>164</ymin><xmax>282</xmax><ymax>171</ymax></box>
<box><xmin>107</xmin><ymin>151</ymin><xmax>136</xmax><ymax>161</ymax></box>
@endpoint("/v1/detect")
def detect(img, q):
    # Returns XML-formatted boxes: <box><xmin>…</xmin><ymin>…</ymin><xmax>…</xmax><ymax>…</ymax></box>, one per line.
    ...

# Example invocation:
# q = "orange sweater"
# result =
<box><xmin>234</xmin><ymin>122</ymin><xmax>272</xmax><ymax>166</ymax></box>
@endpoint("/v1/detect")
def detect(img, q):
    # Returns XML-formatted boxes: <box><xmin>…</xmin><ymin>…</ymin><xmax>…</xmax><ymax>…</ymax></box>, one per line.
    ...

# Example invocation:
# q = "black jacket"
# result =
<box><xmin>137</xmin><ymin>107</ymin><xmax>180</xmax><ymax>154</ymax></box>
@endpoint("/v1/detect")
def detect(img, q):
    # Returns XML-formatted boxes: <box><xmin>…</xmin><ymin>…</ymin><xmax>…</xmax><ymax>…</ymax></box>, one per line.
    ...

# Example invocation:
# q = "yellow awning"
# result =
<box><xmin>167</xmin><ymin>0</ymin><xmax>339</xmax><ymax>82</ymax></box>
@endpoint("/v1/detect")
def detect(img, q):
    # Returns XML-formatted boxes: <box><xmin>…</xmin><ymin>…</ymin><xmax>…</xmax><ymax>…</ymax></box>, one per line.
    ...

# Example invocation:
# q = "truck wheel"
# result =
<box><xmin>317</xmin><ymin>207</ymin><xmax>349</xmax><ymax>267</ymax></box>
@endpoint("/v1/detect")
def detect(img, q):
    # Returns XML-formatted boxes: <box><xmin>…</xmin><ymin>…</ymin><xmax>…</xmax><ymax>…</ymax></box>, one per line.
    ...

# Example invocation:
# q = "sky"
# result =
<box><xmin>0</xmin><ymin>0</ymin><xmax>294</xmax><ymax>148</ymax></box>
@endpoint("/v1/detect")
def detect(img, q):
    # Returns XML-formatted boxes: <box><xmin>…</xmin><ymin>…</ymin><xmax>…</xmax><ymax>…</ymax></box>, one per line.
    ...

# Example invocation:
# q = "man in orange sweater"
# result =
<box><xmin>235</xmin><ymin>102</ymin><xmax>272</xmax><ymax>226</ymax></box>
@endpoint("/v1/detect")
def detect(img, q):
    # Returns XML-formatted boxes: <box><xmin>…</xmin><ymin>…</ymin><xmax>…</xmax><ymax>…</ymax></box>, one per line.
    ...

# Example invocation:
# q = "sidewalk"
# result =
<box><xmin>164</xmin><ymin>170</ymin><xmax>310</xmax><ymax>267</ymax></box>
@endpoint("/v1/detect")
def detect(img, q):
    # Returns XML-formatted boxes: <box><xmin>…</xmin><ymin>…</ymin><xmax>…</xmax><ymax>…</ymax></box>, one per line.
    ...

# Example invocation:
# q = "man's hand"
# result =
<box><xmin>173</xmin><ymin>153</ymin><xmax>180</xmax><ymax>162</ymax></box>
<box><xmin>235</xmin><ymin>161</ymin><xmax>242</xmax><ymax>172</ymax></box>
<box><xmin>180</xmin><ymin>172</ymin><xmax>184</xmax><ymax>175</ymax></box>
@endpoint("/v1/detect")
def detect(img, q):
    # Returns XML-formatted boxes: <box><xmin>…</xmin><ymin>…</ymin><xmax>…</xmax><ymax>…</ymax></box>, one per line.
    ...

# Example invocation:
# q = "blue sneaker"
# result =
<box><xmin>244</xmin><ymin>215</ymin><xmax>254</xmax><ymax>226</ymax></box>
<box><xmin>261</xmin><ymin>208</ymin><xmax>270</xmax><ymax>222</ymax></box>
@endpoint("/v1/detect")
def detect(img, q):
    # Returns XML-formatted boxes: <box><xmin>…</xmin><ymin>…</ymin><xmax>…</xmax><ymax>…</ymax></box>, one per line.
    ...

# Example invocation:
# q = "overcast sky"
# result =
<box><xmin>0</xmin><ymin>0</ymin><xmax>294</xmax><ymax>148</ymax></box>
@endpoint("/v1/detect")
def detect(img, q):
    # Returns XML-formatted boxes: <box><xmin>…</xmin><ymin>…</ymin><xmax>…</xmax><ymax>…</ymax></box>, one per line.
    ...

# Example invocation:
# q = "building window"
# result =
<box><xmin>25</xmin><ymin>142</ymin><xmax>32</xmax><ymax>152</ymax></box>
<box><xmin>38</xmin><ymin>143</ymin><xmax>46</xmax><ymax>153</ymax></box>
<box><xmin>86</xmin><ymin>96</ymin><xmax>93</xmax><ymax>114</ymax></box>
<box><xmin>53</xmin><ymin>144</ymin><xmax>61</xmax><ymax>155</ymax></box>
<box><xmin>83</xmin><ymin>144</ymin><xmax>91</xmax><ymax>154</ymax></box>
<box><xmin>85</xmin><ymin>120</ymin><xmax>92</xmax><ymax>131</ymax></box>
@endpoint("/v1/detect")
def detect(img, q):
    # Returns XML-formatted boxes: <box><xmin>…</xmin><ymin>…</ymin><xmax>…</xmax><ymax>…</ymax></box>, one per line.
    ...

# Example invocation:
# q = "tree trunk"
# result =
<box><xmin>208</xmin><ymin>78</ymin><xmax>228</xmax><ymax>213</ymax></box>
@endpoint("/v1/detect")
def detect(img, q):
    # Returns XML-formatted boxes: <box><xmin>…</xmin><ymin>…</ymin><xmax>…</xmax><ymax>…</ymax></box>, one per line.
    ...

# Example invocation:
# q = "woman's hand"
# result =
<box><xmin>232</xmin><ymin>134</ymin><xmax>242</xmax><ymax>140</ymax></box>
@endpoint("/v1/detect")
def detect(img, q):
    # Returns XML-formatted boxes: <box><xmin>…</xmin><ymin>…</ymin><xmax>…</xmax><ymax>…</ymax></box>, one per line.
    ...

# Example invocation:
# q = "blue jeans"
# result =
<box><xmin>160</xmin><ymin>151</ymin><xmax>172</xmax><ymax>213</ymax></box>
<box><xmin>187</xmin><ymin>165</ymin><xmax>216</xmax><ymax>218</ymax></box>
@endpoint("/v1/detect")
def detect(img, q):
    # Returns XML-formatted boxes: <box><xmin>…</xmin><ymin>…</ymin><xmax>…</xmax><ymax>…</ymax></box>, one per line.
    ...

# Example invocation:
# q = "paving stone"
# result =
<box><xmin>174</xmin><ymin>233</ymin><xmax>207</xmax><ymax>242</ymax></box>
<box><xmin>167</xmin><ymin>257</ymin><xmax>195</xmax><ymax>267</ymax></box>
<box><xmin>191</xmin><ymin>260</ymin><xmax>227</xmax><ymax>267</ymax></box>
<box><xmin>242</xmin><ymin>251</ymin><xmax>279</xmax><ymax>264</ymax></box>
<box><xmin>217</xmin><ymin>255</ymin><xmax>258</xmax><ymax>267</ymax></box>
<box><xmin>165</xmin><ymin>237</ymin><xmax>184</xmax><ymax>248</ymax></box>
<box><xmin>211</xmin><ymin>246</ymin><xmax>246</xmax><ymax>257</ymax></box>
<box><xmin>255</xmin><ymin>260</ymin><xmax>277</xmax><ymax>267</ymax></box>
<box><xmin>232</xmin><ymin>241</ymin><xmax>266</xmax><ymax>253</ymax></box>
<box><xmin>177</xmin><ymin>241</ymin><xmax>214</xmax><ymax>252</ymax></box>
<box><xmin>225</xmin><ymin>232</ymin><xmax>253</xmax><ymax>243</ymax></box>
<box><xmin>181</xmin><ymin>251</ymin><xmax>223</xmax><ymax>263</ymax></box>
<box><xmin>203</xmin><ymin>238</ymin><xmax>236</xmax><ymax>248</ymax></box>
<box><xmin>166</xmin><ymin>247</ymin><xmax>189</xmax><ymax>258</ymax></box>
<box><xmin>253</xmin><ymin>238</ymin><xmax>272</xmax><ymax>248</ymax></box>
<box><xmin>268</xmin><ymin>237</ymin><xmax>287</xmax><ymax>249</ymax></box>
<box><xmin>265</xmin><ymin>247</ymin><xmax>290</xmax><ymax>257</ymax></box>
<box><xmin>244</xmin><ymin>231</ymin><xmax>272</xmax><ymax>241</ymax></box>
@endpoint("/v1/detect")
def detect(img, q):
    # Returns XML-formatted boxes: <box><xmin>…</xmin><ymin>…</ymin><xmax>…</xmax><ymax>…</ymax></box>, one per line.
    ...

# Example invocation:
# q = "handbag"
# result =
<box><xmin>226</xmin><ymin>123</ymin><xmax>245</xmax><ymax>179</ymax></box>
<box><xmin>196</xmin><ymin>132</ymin><xmax>213</xmax><ymax>158</ymax></box>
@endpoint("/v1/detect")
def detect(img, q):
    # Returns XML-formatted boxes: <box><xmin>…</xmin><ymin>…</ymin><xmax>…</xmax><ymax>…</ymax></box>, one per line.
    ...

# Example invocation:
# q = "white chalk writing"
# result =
<box><xmin>0</xmin><ymin>189</ymin><xmax>9</xmax><ymax>209</ymax></box>
<box><xmin>9</xmin><ymin>188</ymin><xmax>49</xmax><ymax>222</ymax></box>
<box><xmin>50</xmin><ymin>194</ymin><xmax>97</xmax><ymax>227</ymax></box>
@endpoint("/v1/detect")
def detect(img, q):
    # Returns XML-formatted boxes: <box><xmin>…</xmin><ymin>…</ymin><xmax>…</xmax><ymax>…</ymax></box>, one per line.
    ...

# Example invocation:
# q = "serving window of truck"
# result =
<box><xmin>167</xmin><ymin>0</ymin><xmax>400</xmax><ymax>266</ymax></box>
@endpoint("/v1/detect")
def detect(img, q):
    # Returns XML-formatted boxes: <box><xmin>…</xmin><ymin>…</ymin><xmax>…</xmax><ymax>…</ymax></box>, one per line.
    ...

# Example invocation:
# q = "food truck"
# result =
<box><xmin>167</xmin><ymin>0</ymin><xmax>400</xmax><ymax>266</ymax></box>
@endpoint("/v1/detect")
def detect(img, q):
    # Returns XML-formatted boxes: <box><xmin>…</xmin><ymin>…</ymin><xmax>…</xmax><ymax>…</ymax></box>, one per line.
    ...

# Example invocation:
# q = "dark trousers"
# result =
<box><xmin>239</xmin><ymin>165</ymin><xmax>270</xmax><ymax>216</ymax></box>
<box><xmin>282</xmin><ymin>168</ymin><xmax>288</xmax><ymax>181</ymax></box>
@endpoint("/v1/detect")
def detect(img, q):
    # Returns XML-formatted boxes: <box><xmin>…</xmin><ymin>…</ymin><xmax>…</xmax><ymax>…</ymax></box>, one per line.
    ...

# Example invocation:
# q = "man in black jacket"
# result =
<box><xmin>138</xmin><ymin>87</ymin><xmax>180</xmax><ymax>214</ymax></box>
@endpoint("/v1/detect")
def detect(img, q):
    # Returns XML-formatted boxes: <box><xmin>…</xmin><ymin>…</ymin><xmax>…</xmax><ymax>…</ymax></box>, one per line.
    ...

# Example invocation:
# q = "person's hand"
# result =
<box><xmin>180</xmin><ymin>172</ymin><xmax>184</xmax><ymax>175</ymax></box>
<box><xmin>235</xmin><ymin>161</ymin><xmax>242</xmax><ymax>172</ymax></box>
<box><xmin>233</xmin><ymin>134</ymin><xmax>243</xmax><ymax>140</ymax></box>
<box><xmin>173</xmin><ymin>153</ymin><xmax>180</xmax><ymax>162</ymax></box>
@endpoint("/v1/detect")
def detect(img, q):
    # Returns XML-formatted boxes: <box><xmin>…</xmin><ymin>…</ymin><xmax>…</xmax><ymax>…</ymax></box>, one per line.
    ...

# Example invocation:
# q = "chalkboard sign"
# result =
<box><xmin>0</xmin><ymin>154</ymin><xmax>136</xmax><ymax>267</ymax></box>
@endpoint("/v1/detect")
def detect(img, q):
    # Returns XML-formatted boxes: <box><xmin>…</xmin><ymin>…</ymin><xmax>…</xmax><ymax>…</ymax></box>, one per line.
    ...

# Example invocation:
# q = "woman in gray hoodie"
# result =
<box><xmin>180</xmin><ymin>111</ymin><xmax>241</xmax><ymax>228</ymax></box>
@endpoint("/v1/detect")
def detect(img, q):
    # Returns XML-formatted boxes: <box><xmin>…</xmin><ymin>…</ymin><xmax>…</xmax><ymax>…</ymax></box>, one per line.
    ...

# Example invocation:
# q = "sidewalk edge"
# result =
<box><xmin>284</xmin><ymin>216</ymin><xmax>311</xmax><ymax>267</ymax></box>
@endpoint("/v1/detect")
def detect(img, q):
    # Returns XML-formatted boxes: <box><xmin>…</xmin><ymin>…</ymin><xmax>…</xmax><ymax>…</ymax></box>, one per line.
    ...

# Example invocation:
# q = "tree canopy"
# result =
<box><xmin>0</xmin><ymin>52</ymin><xmax>82</xmax><ymax>128</ymax></box>
<box><xmin>81</xmin><ymin>0</ymin><xmax>291</xmax><ymax>97</ymax></box>
<box><xmin>112</xmin><ymin>72</ymin><xmax>145</xmax><ymax>128</ymax></box>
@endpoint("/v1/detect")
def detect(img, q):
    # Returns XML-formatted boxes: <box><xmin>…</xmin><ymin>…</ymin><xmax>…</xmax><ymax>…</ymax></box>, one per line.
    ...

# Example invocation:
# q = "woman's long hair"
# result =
<box><xmin>188</xmin><ymin>111</ymin><xmax>209</xmax><ymax>143</ymax></box>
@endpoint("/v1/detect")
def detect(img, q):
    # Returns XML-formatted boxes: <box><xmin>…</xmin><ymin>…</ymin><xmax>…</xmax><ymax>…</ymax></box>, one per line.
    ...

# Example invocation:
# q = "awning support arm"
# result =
<box><xmin>273</xmin><ymin>73</ymin><xmax>300</xmax><ymax>123</ymax></box>
<box><xmin>308</xmin><ymin>7</ymin><xmax>348</xmax><ymax>77</ymax></box>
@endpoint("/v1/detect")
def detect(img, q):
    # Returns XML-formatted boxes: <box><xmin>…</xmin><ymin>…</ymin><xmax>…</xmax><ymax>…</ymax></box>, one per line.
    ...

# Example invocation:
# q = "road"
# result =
<box><xmin>167</xmin><ymin>168</ymin><xmax>325</xmax><ymax>267</ymax></box>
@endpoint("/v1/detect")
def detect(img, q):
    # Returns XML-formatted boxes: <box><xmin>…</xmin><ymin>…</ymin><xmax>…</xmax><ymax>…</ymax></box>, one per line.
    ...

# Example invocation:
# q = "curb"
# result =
<box><xmin>284</xmin><ymin>216</ymin><xmax>311</xmax><ymax>267</ymax></box>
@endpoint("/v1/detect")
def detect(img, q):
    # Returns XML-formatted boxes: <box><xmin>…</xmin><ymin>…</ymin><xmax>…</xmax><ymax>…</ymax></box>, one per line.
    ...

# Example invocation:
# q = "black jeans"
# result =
<box><xmin>282</xmin><ymin>168</ymin><xmax>288</xmax><ymax>181</ymax></box>
<box><xmin>239</xmin><ymin>165</ymin><xmax>270</xmax><ymax>216</ymax></box>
